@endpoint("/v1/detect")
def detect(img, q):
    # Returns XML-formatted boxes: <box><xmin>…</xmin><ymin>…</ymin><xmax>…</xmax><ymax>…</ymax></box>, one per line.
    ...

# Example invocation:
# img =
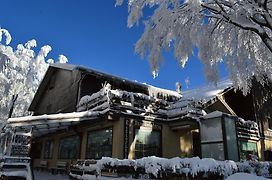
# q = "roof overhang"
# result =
<box><xmin>7</xmin><ymin>109</ymin><xmax>109</xmax><ymax>137</ymax></box>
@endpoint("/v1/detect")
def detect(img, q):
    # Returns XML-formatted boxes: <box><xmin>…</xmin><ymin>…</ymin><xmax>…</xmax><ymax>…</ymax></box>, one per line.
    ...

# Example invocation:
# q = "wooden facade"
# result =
<box><xmin>30</xmin><ymin>117</ymin><xmax>200</xmax><ymax>170</ymax></box>
<box><xmin>6</xmin><ymin>63</ymin><xmax>271</xmax><ymax>173</ymax></box>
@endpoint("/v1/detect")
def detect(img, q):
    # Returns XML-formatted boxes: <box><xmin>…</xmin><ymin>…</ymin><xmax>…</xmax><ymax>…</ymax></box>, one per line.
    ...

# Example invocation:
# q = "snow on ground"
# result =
<box><xmin>34</xmin><ymin>171</ymin><xmax>271</xmax><ymax>180</ymax></box>
<box><xmin>34</xmin><ymin>170</ymin><xmax>135</xmax><ymax>180</ymax></box>
<box><xmin>71</xmin><ymin>174</ymin><xmax>138</xmax><ymax>180</ymax></box>
<box><xmin>226</xmin><ymin>173</ymin><xmax>269</xmax><ymax>180</ymax></box>
<box><xmin>34</xmin><ymin>170</ymin><xmax>69</xmax><ymax>180</ymax></box>
<box><xmin>34</xmin><ymin>170</ymin><xmax>270</xmax><ymax>180</ymax></box>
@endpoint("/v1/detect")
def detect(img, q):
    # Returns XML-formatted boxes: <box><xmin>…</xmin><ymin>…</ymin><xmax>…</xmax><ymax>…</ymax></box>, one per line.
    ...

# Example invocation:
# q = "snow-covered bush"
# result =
<box><xmin>70</xmin><ymin>156</ymin><xmax>272</xmax><ymax>179</ymax></box>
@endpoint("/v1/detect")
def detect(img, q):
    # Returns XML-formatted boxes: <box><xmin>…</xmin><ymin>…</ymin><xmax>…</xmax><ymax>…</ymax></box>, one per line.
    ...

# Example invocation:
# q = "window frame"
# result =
<box><xmin>133</xmin><ymin>126</ymin><xmax>162</xmax><ymax>159</ymax></box>
<box><xmin>58</xmin><ymin>134</ymin><xmax>80</xmax><ymax>160</ymax></box>
<box><xmin>85</xmin><ymin>127</ymin><xmax>113</xmax><ymax>160</ymax></box>
<box><xmin>268</xmin><ymin>117</ymin><xmax>272</xmax><ymax>130</ymax></box>
<box><xmin>238</xmin><ymin>140</ymin><xmax>258</xmax><ymax>161</ymax></box>
<box><xmin>43</xmin><ymin>140</ymin><xmax>54</xmax><ymax>159</ymax></box>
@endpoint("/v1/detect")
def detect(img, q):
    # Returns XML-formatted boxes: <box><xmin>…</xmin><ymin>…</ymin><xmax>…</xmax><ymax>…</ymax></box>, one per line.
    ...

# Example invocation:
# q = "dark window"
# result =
<box><xmin>200</xmin><ymin>117</ymin><xmax>225</xmax><ymax>160</ymax></box>
<box><xmin>239</xmin><ymin>141</ymin><xmax>258</xmax><ymax>160</ymax></box>
<box><xmin>264</xmin><ymin>150</ymin><xmax>272</xmax><ymax>161</ymax></box>
<box><xmin>44</xmin><ymin>140</ymin><xmax>53</xmax><ymax>159</ymax></box>
<box><xmin>86</xmin><ymin>128</ymin><xmax>112</xmax><ymax>159</ymax></box>
<box><xmin>268</xmin><ymin>118</ymin><xmax>272</xmax><ymax>130</ymax></box>
<box><xmin>192</xmin><ymin>132</ymin><xmax>201</xmax><ymax>157</ymax></box>
<box><xmin>135</xmin><ymin>128</ymin><xmax>161</xmax><ymax>159</ymax></box>
<box><xmin>30</xmin><ymin>141</ymin><xmax>42</xmax><ymax>159</ymax></box>
<box><xmin>59</xmin><ymin>135</ymin><xmax>80</xmax><ymax>159</ymax></box>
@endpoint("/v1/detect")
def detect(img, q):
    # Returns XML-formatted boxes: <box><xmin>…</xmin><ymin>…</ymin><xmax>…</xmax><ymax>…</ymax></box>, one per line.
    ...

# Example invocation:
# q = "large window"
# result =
<box><xmin>200</xmin><ymin>117</ymin><xmax>225</xmax><ymax>160</ymax></box>
<box><xmin>239</xmin><ymin>141</ymin><xmax>258</xmax><ymax>160</ymax></box>
<box><xmin>59</xmin><ymin>135</ymin><xmax>80</xmax><ymax>159</ymax></box>
<box><xmin>135</xmin><ymin>128</ymin><xmax>161</xmax><ymax>159</ymax></box>
<box><xmin>268</xmin><ymin>118</ymin><xmax>272</xmax><ymax>130</ymax></box>
<box><xmin>86</xmin><ymin>128</ymin><xmax>112</xmax><ymax>159</ymax></box>
<box><xmin>44</xmin><ymin>140</ymin><xmax>53</xmax><ymax>159</ymax></box>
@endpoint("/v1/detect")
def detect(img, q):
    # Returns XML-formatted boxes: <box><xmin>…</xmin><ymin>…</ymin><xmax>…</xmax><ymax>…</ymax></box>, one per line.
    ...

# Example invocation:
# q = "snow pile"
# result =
<box><xmin>237</xmin><ymin>117</ymin><xmax>258</xmax><ymax>130</ymax></box>
<box><xmin>236</xmin><ymin>161</ymin><xmax>272</xmax><ymax>177</ymax></box>
<box><xmin>96</xmin><ymin>156</ymin><xmax>238</xmax><ymax>178</ymax></box>
<box><xmin>77</xmin><ymin>95</ymin><xmax>92</xmax><ymax>108</ymax></box>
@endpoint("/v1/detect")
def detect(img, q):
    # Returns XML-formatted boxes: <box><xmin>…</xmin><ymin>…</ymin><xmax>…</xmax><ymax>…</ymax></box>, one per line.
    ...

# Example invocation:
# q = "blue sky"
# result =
<box><xmin>0</xmin><ymin>0</ymin><xmax>228</xmax><ymax>91</ymax></box>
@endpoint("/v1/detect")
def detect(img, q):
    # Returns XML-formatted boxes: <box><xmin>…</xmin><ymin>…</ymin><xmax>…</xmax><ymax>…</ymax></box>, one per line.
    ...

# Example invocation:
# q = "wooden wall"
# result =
<box><xmin>34</xmin><ymin>69</ymin><xmax>79</xmax><ymax>115</ymax></box>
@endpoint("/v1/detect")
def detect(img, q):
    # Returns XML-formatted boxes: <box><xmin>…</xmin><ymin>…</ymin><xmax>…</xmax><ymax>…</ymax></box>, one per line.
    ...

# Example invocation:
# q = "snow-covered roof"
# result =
<box><xmin>146</xmin><ymin>84</ymin><xmax>182</xmax><ymax>99</ymax></box>
<box><xmin>49</xmin><ymin>63</ymin><xmax>77</xmax><ymax>71</ymax></box>
<box><xmin>9</xmin><ymin>81</ymin><xmax>259</xmax><ymax>138</ymax></box>
<box><xmin>8</xmin><ymin>108</ymin><xmax>110</xmax><ymax>137</ymax></box>
<box><xmin>182</xmin><ymin>79</ymin><xmax>233</xmax><ymax>102</ymax></box>
<box><xmin>75</xmin><ymin>64</ymin><xmax>181</xmax><ymax>99</ymax></box>
<box><xmin>50</xmin><ymin>63</ymin><xmax>181</xmax><ymax>98</ymax></box>
<box><xmin>11</xmin><ymin>83</ymin><xmax>195</xmax><ymax>137</ymax></box>
<box><xmin>29</xmin><ymin>63</ymin><xmax>181</xmax><ymax>111</ymax></box>
<box><xmin>202</xmin><ymin>111</ymin><xmax>223</xmax><ymax>119</ymax></box>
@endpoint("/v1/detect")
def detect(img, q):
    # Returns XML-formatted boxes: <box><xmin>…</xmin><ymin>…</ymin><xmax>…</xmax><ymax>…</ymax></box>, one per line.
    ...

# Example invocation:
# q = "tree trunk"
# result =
<box><xmin>8</xmin><ymin>94</ymin><xmax>18</xmax><ymax>118</ymax></box>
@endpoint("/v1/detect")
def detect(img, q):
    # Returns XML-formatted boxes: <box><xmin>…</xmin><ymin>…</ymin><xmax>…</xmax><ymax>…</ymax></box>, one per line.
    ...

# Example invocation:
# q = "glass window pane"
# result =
<box><xmin>86</xmin><ymin>128</ymin><xmax>112</xmax><ymax>159</ymax></box>
<box><xmin>44</xmin><ymin>140</ymin><xmax>53</xmax><ymax>159</ymax></box>
<box><xmin>200</xmin><ymin>118</ymin><xmax>223</xmax><ymax>143</ymax></box>
<box><xmin>201</xmin><ymin>143</ymin><xmax>224</xmax><ymax>160</ymax></box>
<box><xmin>268</xmin><ymin>118</ymin><xmax>272</xmax><ymax>130</ymax></box>
<box><xmin>135</xmin><ymin>128</ymin><xmax>161</xmax><ymax>159</ymax></box>
<box><xmin>59</xmin><ymin>135</ymin><xmax>80</xmax><ymax>159</ymax></box>
<box><xmin>239</xmin><ymin>141</ymin><xmax>258</xmax><ymax>160</ymax></box>
<box><xmin>224</xmin><ymin>117</ymin><xmax>239</xmax><ymax>161</ymax></box>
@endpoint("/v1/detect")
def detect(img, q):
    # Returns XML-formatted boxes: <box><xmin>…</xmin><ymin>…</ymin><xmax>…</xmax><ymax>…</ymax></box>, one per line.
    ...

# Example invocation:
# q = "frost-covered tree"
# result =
<box><xmin>0</xmin><ymin>28</ymin><xmax>68</xmax><ymax>122</ymax></box>
<box><xmin>116</xmin><ymin>0</ymin><xmax>272</xmax><ymax>94</ymax></box>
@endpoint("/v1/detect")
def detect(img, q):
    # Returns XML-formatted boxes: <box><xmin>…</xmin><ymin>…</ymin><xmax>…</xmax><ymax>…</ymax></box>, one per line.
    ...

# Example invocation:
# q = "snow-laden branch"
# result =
<box><xmin>0</xmin><ymin>28</ymin><xmax>68</xmax><ymax>122</ymax></box>
<box><xmin>116</xmin><ymin>0</ymin><xmax>272</xmax><ymax>94</ymax></box>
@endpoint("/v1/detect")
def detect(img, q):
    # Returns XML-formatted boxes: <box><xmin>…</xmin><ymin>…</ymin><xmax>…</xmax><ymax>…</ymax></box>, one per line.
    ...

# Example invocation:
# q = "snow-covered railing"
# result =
<box><xmin>77</xmin><ymin>84</ymin><xmax>112</xmax><ymax>112</ymax></box>
<box><xmin>0</xmin><ymin>126</ymin><xmax>32</xmax><ymax>157</ymax></box>
<box><xmin>69</xmin><ymin>156</ymin><xmax>272</xmax><ymax>179</ymax></box>
<box><xmin>236</xmin><ymin>118</ymin><xmax>260</xmax><ymax>140</ymax></box>
<box><xmin>77</xmin><ymin>83</ymin><xmax>169</xmax><ymax>118</ymax></box>
<box><xmin>77</xmin><ymin>83</ymin><xmax>203</xmax><ymax>120</ymax></box>
<box><xmin>0</xmin><ymin>156</ymin><xmax>33</xmax><ymax>180</ymax></box>
<box><xmin>165</xmin><ymin>99</ymin><xmax>203</xmax><ymax>118</ymax></box>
